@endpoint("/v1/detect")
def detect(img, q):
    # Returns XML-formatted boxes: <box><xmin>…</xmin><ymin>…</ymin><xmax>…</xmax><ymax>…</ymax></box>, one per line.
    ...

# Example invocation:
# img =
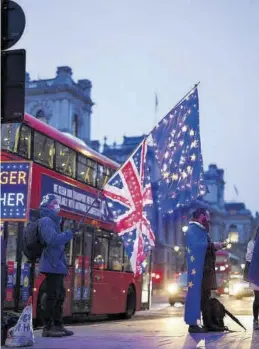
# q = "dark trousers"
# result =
<box><xmin>253</xmin><ymin>290</ymin><xmax>259</xmax><ymax>321</ymax></box>
<box><xmin>201</xmin><ymin>288</ymin><xmax>211</xmax><ymax>313</ymax></box>
<box><xmin>43</xmin><ymin>273</ymin><xmax>65</xmax><ymax>329</ymax></box>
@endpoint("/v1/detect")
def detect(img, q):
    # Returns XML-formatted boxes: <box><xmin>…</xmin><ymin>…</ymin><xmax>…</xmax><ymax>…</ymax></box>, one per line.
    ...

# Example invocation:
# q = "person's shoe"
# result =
<box><xmin>55</xmin><ymin>325</ymin><xmax>74</xmax><ymax>336</ymax></box>
<box><xmin>188</xmin><ymin>325</ymin><xmax>208</xmax><ymax>333</ymax></box>
<box><xmin>42</xmin><ymin>326</ymin><xmax>64</xmax><ymax>337</ymax></box>
<box><xmin>253</xmin><ymin>320</ymin><xmax>259</xmax><ymax>330</ymax></box>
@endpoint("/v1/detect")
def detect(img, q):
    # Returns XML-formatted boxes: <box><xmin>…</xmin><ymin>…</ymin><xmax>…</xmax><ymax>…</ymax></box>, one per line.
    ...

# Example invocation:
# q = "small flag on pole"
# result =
<box><xmin>234</xmin><ymin>185</ymin><xmax>239</xmax><ymax>196</ymax></box>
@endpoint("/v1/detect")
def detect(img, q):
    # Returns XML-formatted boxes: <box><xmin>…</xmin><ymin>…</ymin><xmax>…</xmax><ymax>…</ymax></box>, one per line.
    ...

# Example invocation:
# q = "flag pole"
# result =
<box><xmin>174</xmin><ymin>82</ymin><xmax>200</xmax><ymax>110</ymax></box>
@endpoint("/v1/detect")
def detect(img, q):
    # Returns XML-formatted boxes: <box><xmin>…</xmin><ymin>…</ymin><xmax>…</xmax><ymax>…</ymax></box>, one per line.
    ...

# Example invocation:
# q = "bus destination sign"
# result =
<box><xmin>0</xmin><ymin>161</ymin><xmax>32</xmax><ymax>221</ymax></box>
<box><xmin>41</xmin><ymin>174</ymin><xmax>112</xmax><ymax>222</ymax></box>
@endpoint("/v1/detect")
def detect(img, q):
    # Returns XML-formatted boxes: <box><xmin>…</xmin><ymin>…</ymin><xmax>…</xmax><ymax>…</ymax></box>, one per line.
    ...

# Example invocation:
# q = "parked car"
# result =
<box><xmin>167</xmin><ymin>272</ymin><xmax>187</xmax><ymax>306</ymax></box>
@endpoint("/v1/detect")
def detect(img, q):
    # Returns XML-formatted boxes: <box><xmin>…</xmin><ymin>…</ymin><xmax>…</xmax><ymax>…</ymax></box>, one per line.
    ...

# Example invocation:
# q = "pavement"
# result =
<box><xmin>30</xmin><ymin>313</ymin><xmax>258</xmax><ymax>349</ymax></box>
<box><xmin>5</xmin><ymin>296</ymin><xmax>257</xmax><ymax>348</ymax></box>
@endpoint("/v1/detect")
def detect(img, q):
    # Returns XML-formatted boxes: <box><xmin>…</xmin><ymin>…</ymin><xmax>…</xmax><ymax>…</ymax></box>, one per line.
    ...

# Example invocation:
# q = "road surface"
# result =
<box><xmin>13</xmin><ymin>295</ymin><xmax>259</xmax><ymax>349</ymax></box>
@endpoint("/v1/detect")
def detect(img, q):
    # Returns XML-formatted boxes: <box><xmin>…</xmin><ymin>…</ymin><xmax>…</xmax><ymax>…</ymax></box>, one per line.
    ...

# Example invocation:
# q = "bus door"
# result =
<box><xmin>71</xmin><ymin>224</ymin><xmax>93</xmax><ymax>314</ymax></box>
<box><xmin>91</xmin><ymin>229</ymin><xmax>111</xmax><ymax>314</ymax></box>
<box><xmin>141</xmin><ymin>254</ymin><xmax>152</xmax><ymax>310</ymax></box>
<box><xmin>2</xmin><ymin>221</ymin><xmax>27</xmax><ymax>312</ymax></box>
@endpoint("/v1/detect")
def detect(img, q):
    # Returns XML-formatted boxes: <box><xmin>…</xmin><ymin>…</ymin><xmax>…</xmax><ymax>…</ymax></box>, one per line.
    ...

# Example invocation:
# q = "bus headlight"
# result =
<box><xmin>167</xmin><ymin>283</ymin><xmax>179</xmax><ymax>294</ymax></box>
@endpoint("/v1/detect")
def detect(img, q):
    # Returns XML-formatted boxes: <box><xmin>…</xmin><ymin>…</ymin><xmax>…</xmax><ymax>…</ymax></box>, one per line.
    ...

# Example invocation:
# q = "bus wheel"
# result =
<box><xmin>121</xmin><ymin>286</ymin><xmax>136</xmax><ymax>319</ymax></box>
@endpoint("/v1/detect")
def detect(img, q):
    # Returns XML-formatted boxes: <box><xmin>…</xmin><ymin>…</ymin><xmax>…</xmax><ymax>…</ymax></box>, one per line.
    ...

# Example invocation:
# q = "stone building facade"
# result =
<box><xmin>25</xmin><ymin>66</ymin><xmax>93</xmax><ymax>144</ymax></box>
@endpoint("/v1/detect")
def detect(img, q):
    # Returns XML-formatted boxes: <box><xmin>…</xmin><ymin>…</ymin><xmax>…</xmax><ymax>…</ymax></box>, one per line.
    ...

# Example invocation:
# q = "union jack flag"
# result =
<box><xmin>103</xmin><ymin>139</ymin><xmax>155</xmax><ymax>275</ymax></box>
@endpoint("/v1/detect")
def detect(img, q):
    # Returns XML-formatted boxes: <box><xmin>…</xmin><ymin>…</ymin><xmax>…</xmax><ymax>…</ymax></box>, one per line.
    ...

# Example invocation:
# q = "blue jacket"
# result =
<box><xmin>38</xmin><ymin>208</ymin><xmax>73</xmax><ymax>275</ymax></box>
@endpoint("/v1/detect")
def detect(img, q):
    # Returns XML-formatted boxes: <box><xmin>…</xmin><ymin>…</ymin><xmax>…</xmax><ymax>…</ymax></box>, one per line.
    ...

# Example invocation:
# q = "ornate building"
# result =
<box><xmin>25</xmin><ymin>66</ymin><xmax>93</xmax><ymax>144</ymax></box>
<box><xmin>100</xmin><ymin>136</ymin><xmax>256</xmax><ymax>287</ymax></box>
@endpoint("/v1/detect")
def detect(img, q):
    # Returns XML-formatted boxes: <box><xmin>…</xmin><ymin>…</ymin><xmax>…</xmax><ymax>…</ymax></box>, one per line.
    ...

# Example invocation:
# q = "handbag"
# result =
<box><xmin>243</xmin><ymin>261</ymin><xmax>250</xmax><ymax>282</ymax></box>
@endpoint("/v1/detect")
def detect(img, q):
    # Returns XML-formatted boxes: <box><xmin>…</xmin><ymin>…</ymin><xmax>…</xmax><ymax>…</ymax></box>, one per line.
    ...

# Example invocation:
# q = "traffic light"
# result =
<box><xmin>1</xmin><ymin>0</ymin><xmax>26</xmax><ymax>124</ymax></box>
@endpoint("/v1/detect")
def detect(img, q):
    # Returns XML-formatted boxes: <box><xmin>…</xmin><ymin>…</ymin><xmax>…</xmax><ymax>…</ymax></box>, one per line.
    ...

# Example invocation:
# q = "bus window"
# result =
<box><xmin>55</xmin><ymin>142</ymin><xmax>76</xmax><ymax>178</ymax></box>
<box><xmin>18</xmin><ymin>125</ymin><xmax>31</xmax><ymax>159</ymax></box>
<box><xmin>34</xmin><ymin>132</ymin><xmax>54</xmax><ymax>168</ymax></box>
<box><xmin>93</xmin><ymin>236</ymin><xmax>108</xmax><ymax>270</ymax></box>
<box><xmin>77</xmin><ymin>155</ymin><xmax>97</xmax><ymax>187</ymax></box>
<box><xmin>1</xmin><ymin>123</ymin><xmax>20</xmax><ymax>152</ymax></box>
<box><xmin>97</xmin><ymin>165</ymin><xmax>111</xmax><ymax>188</ymax></box>
<box><xmin>123</xmin><ymin>247</ymin><xmax>133</xmax><ymax>272</ymax></box>
<box><xmin>109</xmin><ymin>237</ymin><xmax>123</xmax><ymax>271</ymax></box>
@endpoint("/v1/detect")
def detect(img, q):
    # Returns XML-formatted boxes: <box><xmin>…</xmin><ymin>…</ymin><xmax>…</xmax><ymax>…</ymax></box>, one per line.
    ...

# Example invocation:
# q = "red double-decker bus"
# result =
<box><xmin>215</xmin><ymin>250</ymin><xmax>241</xmax><ymax>294</ymax></box>
<box><xmin>1</xmin><ymin>114</ymin><xmax>151</xmax><ymax>323</ymax></box>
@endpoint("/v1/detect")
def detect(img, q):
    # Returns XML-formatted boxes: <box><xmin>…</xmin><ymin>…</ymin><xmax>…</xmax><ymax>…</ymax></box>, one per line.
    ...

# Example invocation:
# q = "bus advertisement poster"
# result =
<box><xmin>0</xmin><ymin>161</ymin><xmax>32</xmax><ymax>221</ymax></box>
<box><xmin>41</xmin><ymin>174</ymin><xmax>112</xmax><ymax>223</ymax></box>
<box><xmin>6</xmin><ymin>261</ymin><xmax>15</xmax><ymax>302</ymax></box>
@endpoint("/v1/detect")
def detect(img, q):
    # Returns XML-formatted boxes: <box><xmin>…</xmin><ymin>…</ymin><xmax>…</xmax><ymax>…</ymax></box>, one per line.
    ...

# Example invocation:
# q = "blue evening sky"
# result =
<box><xmin>16</xmin><ymin>0</ymin><xmax>259</xmax><ymax>213</ymax></box>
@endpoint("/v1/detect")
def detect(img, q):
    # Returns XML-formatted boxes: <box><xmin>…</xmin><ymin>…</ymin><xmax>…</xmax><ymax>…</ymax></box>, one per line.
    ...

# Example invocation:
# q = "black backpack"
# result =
<box><xmin>23</xmin><ymin>220</ymin><xmax>44</xmax><ymax>260</ymax></box>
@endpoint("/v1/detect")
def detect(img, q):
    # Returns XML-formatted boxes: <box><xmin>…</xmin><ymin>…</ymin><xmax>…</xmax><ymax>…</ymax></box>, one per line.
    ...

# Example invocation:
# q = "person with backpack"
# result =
<box><xmin>36</xmin><ymin>194</ymin><xmax>73</xmax><ymax>337</ymax></box>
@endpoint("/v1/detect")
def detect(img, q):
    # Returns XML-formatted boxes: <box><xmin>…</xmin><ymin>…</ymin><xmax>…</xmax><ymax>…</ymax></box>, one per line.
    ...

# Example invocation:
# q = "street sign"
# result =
<box><xmin>1</xmin><ymin>0</ymin><xmax>26</xmax><ymax>51</ymax></box>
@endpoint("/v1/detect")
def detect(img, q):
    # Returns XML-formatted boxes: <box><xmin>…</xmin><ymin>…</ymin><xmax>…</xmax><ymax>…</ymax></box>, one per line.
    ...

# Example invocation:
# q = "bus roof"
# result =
<box><xmin>23</xmin><ymin>113</ymin><xmax>119</xmax><ymax>169</ymax></box>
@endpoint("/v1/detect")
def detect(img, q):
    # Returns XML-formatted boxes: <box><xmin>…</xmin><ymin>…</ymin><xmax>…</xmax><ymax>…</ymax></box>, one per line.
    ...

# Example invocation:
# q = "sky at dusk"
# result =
<box><xmin>15</xmin><ymin>0</ymin><xmax>259</xmax><ymax>213</ymax></box>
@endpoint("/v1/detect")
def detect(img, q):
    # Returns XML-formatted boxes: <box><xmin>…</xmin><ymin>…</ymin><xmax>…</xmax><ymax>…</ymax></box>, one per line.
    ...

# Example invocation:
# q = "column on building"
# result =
<box><xmin>78</xmin><ymin>109</ymin><xmax>90</xmax><ymax>143</ymax></box>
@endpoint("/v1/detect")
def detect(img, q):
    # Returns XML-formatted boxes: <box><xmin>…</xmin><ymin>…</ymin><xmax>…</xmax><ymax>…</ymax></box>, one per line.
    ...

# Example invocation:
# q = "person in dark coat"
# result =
<box><xmin>185</xmin><ymin>208</ymin><xmax>226</xmax><ymax>333</ymax></box>
<box><xmin>38</xmin><ymin>194</ymin><xmax>73</xmax><ymax>338</ymax></box>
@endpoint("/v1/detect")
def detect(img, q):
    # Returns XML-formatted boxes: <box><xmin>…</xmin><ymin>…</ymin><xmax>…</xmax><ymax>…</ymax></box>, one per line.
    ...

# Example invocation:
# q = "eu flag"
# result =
<box><xmin>184</xmin><ymin>222</ymin><xmax>208</xmax><ymax>325</ymax></box>
<box><xmin>148</xmin><ymin>87</ymin><xmax>206</xmax><ymax>214</ymax></box>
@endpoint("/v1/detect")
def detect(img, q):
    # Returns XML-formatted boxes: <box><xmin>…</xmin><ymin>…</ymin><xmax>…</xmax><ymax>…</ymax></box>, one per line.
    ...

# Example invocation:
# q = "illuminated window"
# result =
<box><xmin>77</xmin><ymin>155</ymin><xmax>97</xmax><ymax>187</ymax></box>
<box><xmin>55</xmin><ymin>143</ymin><xmax>76</xmax><ymax>178</ymax></box>
<box><xmin>228</xmin><ymin>225</ymin><xmax>239</xmax><ymax>243</ymax></box>
<box><xmin>97</xmin><ymin>165</ymin><xmax>112</xmax><ymax>189</ymax></box>
<box><xmin>34</xmin><ymin>132</ymin><xmax>54</xmax><ymax>168</ymax></box>
<box><xmin>18</xmin><ymin>125</ymin><xmax>31</xmax><ymax>159</ymax></box>
<box><xmin>93</xmin><ymin>235</ymin><xmax>108</xmax><ymax>270</ymax></box>
<box><xmin>1</xmin><ymin>123</ymin><xmax>20</xmax><ymax>152</ymax></box>
<box><xmin>109</xmin><ymin>237</ymin><xmax>123</xmax><ymax>271</ymax></box>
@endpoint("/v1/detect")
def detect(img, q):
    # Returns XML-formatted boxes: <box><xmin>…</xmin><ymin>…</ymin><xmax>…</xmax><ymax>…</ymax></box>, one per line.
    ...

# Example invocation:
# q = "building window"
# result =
<box><xmin>77</xmin><ymin>155</ymin><xmax>97</xmax><ymax>186</ymax></box>
<box><xmin>36</xmin><ymin>110</ymin><xmax>47</xmax><ymax>123</ymax></box>
<box><xmin>34</xmin><ymin>132</ymin><xmax>54</xmax><ymax>168</ymax></box>
<box><xmin>228</xmin><ymin>225</ymin><xmax>239</xmax><ymax>243</ymax></box>
<box><xmin>109</xmin><ymin>236</ymin><xmax>123</xmax><ymax>271</ymax></box>
<box><xmin>72</xmin><ymin>114</ymin><xmax>78</xmax><ymax>137</ymax></box>
<box><xmin>18</xmin><ymin>125</ymin><xmax>31</xmax><ymax>159</ymax></box>
<box><xmin>55</xmin><ymin>143</ymin><xmax>76</xmax><ymax>178</ymax></box>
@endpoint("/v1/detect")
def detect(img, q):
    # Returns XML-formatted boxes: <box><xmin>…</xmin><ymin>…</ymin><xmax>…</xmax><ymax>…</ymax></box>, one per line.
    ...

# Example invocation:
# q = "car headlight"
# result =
<box><xmin>167</xmin><ymin>283</ymin><xmax>179</xmax><ymax>294</ymax></box>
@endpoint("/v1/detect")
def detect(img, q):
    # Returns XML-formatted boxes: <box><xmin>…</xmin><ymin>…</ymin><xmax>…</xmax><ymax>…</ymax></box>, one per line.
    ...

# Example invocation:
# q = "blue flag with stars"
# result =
<box><xmin>148</xmin><ymin>87</ymin><xmax>206</xmax><ymax>214</ymax></box>
<box><xmin>184</xmin><ymin>222</ymin><xmax>208</xmax><ymax>325</ymax></box>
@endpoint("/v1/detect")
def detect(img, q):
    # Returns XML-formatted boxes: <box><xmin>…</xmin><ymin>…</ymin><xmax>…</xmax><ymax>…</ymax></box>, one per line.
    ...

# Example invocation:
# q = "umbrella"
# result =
<box><xmin>224</xmin><ymin>307</ymin><xmax>246</xmax><ymax>331</ymax></box>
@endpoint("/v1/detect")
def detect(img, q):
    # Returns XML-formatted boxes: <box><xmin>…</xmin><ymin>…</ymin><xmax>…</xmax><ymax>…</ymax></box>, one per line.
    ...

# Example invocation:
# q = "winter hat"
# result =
<box><xmin>40</xmin><ymin>193</ymin><xmax>60</xmax><ymax>212</ymax></box>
